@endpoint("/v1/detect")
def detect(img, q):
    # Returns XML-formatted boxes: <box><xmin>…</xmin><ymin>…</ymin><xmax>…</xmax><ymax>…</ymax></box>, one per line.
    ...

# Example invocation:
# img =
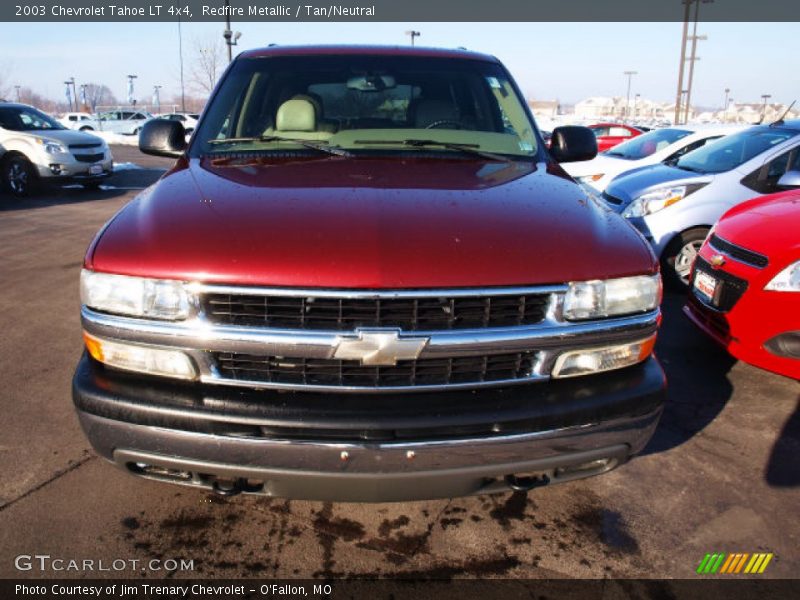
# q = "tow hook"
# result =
<box><xmin>505</xmin><ymin>473</ymin><xmax>551</xmax><ymax>492</ymax></box>
<box><xmin>211</xmin><ymin>478</ymin><xmax>262</xmax><ymax>497</ymax></box>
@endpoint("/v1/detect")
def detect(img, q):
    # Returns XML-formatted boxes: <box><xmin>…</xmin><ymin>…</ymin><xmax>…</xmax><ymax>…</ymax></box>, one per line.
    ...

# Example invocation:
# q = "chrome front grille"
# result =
<box><xmin>213</xmin><ymin>351</ymin><xmax>540</xmax><ymax>389</ymax></box>
<box><xmin>201</xmin><ymin>291</ymin><xmax>550</xmax><ymax>330</ymax></box>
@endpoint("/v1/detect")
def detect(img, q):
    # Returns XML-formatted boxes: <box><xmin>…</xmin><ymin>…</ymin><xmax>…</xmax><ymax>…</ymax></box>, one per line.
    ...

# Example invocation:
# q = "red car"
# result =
<box><xmin>588</xmin><ymin>122</ymin><xmax>643</xmax><ymax>153</ymax></box>
<box><xmin>685</xmin><ymin>189</ymin><xmax>800</xmax><ymax>380</ymax></box>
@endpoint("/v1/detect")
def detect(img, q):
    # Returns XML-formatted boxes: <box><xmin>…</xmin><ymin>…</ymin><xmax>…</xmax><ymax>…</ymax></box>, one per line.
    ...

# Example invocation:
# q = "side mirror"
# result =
<box><xmin>139</xmin><ymin>119</ymin><xmax>187</xmax><ymax>158</ymax></box>
<box><xmin>777</xmin><ymin>170</ymin><xmax>800</xmax><ymax>189</ymax></box>
<box><xmin>549</xmin><ymin>126</ymin><xmax>598</xmax><ymax>163</ymax></box>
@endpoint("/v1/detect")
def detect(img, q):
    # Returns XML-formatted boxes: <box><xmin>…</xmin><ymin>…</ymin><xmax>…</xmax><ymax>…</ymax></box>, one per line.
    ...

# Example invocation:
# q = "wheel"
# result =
<box><xmin>2</xmin><ymin>155</ymin><xmax>38</xmax><ymax>197</ymax></box>
<box><xmin>661</xmin><ymin>227</ymin><xmax>709</xmax><ymax>290</ymax></box>
<box><xmin>79</xmin><ymin>126</ymin><xmax>94</xmax><ymax>131</ymax></box>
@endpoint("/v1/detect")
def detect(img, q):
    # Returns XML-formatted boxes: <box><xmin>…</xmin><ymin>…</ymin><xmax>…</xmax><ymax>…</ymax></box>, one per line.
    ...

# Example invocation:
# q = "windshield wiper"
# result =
<box><xmin>353</xmin><ymin>139</ymin><xmax>513</xmax><ymax>163</ymax></box>
<box><xmin>207</xmin><ymin>135</ymin><xmax>352</xmax><ymax>157</ymax></box>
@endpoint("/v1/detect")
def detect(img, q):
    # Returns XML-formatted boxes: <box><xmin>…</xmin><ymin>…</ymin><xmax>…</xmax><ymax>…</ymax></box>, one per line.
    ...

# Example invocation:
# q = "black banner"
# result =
<box><xmin>2</xmin><ymin>0</ymin><xmax>799</xmax><ymax>23</ymax></box>
<box><xmin>3</xmin><ymin>579</ymin><xmax>800</xmax><ymax>600</ymax></box>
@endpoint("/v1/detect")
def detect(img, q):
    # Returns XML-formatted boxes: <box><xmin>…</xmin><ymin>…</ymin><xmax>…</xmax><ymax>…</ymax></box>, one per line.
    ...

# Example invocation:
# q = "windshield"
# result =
<box><xmin>676</xmin><ymin>127</ymin><xmax>797</xmax><ymax>174</ymax></box>
<box><xmin>191</xmin><ymin>54</ymin><xmax>540</xmax><ymax>159</ymax></box>
<box><xmin>0</xmin><ymin>106</ymin><xmax>65</xmax><ymax>131</ymax></box>
<box><xmin>604</xmin><ymin>128</ymin><xmax>691</xmax><ymax>160</ymax></box>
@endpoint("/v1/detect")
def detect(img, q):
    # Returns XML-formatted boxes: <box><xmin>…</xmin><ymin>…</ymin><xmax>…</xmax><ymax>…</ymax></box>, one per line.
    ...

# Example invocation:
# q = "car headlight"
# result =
<box><xmin>80</xmin><ymin>269</ymin><xmax>190</xmax><ymax>320</ymax></box>
<box><xmin>563</xmin><ymin>274</ymin><xmax>662</xmax><ymax>321</ymax></box>
<box><xmin>764</xmin><ymin>261</ymin><xmax>800</xmax><ymax>292</ymax></box>
<box><xmin>37</xmin><ymin>138</ymin><xmax>67</xmax><ymax>155</ymax></box>
<box><xmin>576</xmin><ymin>174</ymin><xmax>605</xmax><ymax>183</ymax></box>
<box><xmin>622</xmin><ymin>183</ymin><xmax>707</xmax><ymax>218</ymax></box>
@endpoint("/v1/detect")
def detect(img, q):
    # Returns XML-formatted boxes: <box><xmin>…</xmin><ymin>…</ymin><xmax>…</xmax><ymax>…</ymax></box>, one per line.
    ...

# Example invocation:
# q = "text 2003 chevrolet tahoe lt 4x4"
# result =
<box><xmin>73</xmin><ymin>46</ymin><xmax>666</xmax><ymax>502</ymax></box>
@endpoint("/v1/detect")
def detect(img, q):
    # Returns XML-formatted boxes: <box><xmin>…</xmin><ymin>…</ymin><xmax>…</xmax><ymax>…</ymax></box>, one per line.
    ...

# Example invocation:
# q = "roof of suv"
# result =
<box><xmin>239</xmin><ymin>44</ymin><xmax>498</xmax><ymax>63</ymax></box>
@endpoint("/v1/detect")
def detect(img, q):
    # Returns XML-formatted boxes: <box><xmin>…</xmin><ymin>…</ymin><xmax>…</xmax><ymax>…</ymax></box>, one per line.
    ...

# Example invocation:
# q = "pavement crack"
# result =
<box><xmin>0</xmin><ymin>454</ymin><xmax>96</xmax><ymax>512</ymax></box>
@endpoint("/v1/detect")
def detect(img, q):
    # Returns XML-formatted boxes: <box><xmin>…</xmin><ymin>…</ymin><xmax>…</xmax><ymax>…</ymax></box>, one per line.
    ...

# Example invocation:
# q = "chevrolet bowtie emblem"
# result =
<box><xmin>333</xmin><ymin>329</ymin><xmax>429</xmax><ymax>366</ymax></box>
<box><xmin>710</xmin><ymin>254</ymin><xmax>726</xmax><ymax>268</ymax></box>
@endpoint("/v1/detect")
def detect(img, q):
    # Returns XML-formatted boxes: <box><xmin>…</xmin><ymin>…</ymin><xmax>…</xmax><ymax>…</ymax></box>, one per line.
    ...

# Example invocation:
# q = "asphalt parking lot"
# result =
<box><xmin>0</xmin><ymin>145</ymin><xmax>797</xmax><ymax>580</ymax></box>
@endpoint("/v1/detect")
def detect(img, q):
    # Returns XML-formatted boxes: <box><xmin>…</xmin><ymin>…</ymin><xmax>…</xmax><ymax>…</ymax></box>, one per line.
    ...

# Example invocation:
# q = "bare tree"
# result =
<box><xmin>82</xmin><ymin>83</ymin><xmax>117</xmax><ymax>112</ymax></box>
<box><xmin>189</xmin><ymin>36</ymin><xmax>225</xmax><ymax>96</ymax></box>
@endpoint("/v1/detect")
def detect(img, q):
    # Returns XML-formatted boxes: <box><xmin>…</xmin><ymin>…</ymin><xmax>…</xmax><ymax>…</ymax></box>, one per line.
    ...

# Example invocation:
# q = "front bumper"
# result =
<box><xmin>34</xmin><ymin>155</ymin><xmax>113</xmax><ymax>181</ymax></box>
<box><xmin>73</xmin><ymin>353</ymin><xmax>666</xmax><ymax>502</ymax></box>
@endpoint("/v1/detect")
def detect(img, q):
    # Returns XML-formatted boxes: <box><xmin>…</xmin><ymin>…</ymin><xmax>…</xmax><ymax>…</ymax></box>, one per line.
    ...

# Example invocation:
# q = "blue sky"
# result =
<box><xmin>0</xmin><ymin>21</ymin><xmax>794</xmax><ymax>107</ymax></box>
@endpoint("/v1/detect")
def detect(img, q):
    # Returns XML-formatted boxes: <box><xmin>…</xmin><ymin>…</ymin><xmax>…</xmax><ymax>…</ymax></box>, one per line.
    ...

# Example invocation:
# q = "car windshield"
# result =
<box><xmin>604</xmin><ymin>128</ymin><xmax>692</xmax><ymax>160</ymax></box>
<box><xmin>676</xmin><ymin>127</ymin><xmax>797</xmax><ymax>174</ymax></box>
<box><xmin>191</xmin><ymin>54</ymin><xmax>540</xmax><ymax>159</ymax></box>
<box><xmin>0</xmin><ymin>106</ymin><xmax>65</xmax><ymax>131</ymax></box>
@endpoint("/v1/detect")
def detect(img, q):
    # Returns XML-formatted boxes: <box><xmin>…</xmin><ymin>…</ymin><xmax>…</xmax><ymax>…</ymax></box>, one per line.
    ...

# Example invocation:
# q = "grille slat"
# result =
<box><xmin>213</xmin><ymin>351</ymin><xmax>538</xmax><ymax>388</ymax></box>
<box><xmin>709</xmin><ymin>234</ymin><xmax>768</xmax><ymax>268</ymax></box>
<box><xmin>202</xmin><ymin>292</ymin><xmax>550</xmax><ymax>330</ymax></box>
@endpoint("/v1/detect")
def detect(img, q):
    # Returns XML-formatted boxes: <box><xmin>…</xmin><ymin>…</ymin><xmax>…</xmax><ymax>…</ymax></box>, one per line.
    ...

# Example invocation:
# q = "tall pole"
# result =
<box><xmin>225</xmin><ymin>0</ymin><xmax>233</xmax><ymax>62</ymax></box>
<box><xmin>674</xmin><ymin>0</ymin><xmax>692</xmax><ymax>124</ymax></box>
<box><xmin>761</xmin><ymin>94</ymin><xmax>771</xmax><ymax>121</ymax></box>
<box><xmin>684</xmin><ymin>0</ymin><xmax>711</xmax><ymax>124</ymax></box>
<box><xmin>70</xmin><ymin>77</ymin><xmax>78</xmax><ymax>111</ymax></box>
<box><xmin>178</xmin><ymin>16</ymin><xmax>186</xmax><ymax>113</ymax></box>
<box><xmin>405</xmin><ymin>30</ymin><xmax>420</xmax><ymax>46</ymax></box>
<box><xmin>14</xmin><ymin>85</ymin><xmax>20</xmax><ymax>102</ymax></box>
<box><xmin>623</xmin><ymin>71</ymin><xmax>637</xmax><ymax>121</ymax></box>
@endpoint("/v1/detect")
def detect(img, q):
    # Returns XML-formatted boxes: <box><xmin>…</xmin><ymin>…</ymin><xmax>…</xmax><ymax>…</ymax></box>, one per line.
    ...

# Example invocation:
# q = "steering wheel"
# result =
<box><xmin>425</xmin><ymin>120</ymin><xmax>462</xmax><ymax>130</ymax></box>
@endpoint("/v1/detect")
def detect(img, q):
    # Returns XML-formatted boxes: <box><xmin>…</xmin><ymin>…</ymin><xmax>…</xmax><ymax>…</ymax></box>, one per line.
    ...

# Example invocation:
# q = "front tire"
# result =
<box><xmin>661</xmin><ymin>227</ymin><xmax>709</xmax><ymax>290</ymax></box>
<box><xmin>2</xmin><ymin>155</ymin><xmax>38</xmax><ymax>198</ymax></box>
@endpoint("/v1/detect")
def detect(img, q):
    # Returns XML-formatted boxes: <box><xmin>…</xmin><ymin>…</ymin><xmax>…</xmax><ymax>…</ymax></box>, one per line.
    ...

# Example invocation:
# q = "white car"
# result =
<box><xmin>157</xmin><ymin>112</ymin><xmax>200</xmax><ymax>133</ymax></box>
<box><xmin>94</xmin><ymin>110</ymin><xmax>154</xmax><ymax>135</ymax></box>
<box><xmin>565</xmin><ymin>125</ymin><xmax>745</xmax><ymax>193</ymax></box>
<box><xmin>58</xmin><ymin>112</ymin><xmax>101</xmax><ymax>131</ymax></box>
<box><xmin>0</xmin><ymin>102</ymin><xmax>113</xmax><ymax>197</ymax></box>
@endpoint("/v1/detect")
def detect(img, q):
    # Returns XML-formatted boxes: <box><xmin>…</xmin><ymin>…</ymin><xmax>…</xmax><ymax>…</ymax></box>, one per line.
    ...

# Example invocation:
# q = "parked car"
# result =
<box><xmin>566</xmin><ymin>125</ymin><xmax>744</xmax><ymax>193</ymax></box>
<box><xmin>602</xmin><ymin>122</ymin><xmax>800</xmax><ymax>287</ymax></box>
<box><xmin>685</xmin><ymin>188</ymin><xmax>800</xmax><ymax>380</ymax></box>
<box><xmin>95</xmin><ymin>110</ymin><xmax>153</xmax><ymax>135</ymax></box>
<box><xmin>0</xmin><ymin>102</ymin><xmax>113</xmax><ymax>196</ymax></box>
<box><xmin>157</xmin><ymin>112</ymin><xmax>200</xmax><ymax>133</ymax></box>
<box><xmin>58</xmin><ymin>111</ymin><xmax>101</xmax><ymax>131</ymax></box>
<box><xmin>73</xmin><ymin>45</ymin><xmax>665</xmax><ymax>502</ymax></box>
<box><xmin>588</xmin><ymin>122</ymin><xmax>643</xmax><ymax>152</ymax></box>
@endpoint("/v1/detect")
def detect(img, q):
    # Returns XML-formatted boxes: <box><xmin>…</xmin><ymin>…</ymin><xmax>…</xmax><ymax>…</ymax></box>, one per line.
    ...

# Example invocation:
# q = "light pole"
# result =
<box><xmin>723</xmin><ymin>88</ymin><xmax>729</xmax><ymax>113</ymax></box>
<box><xmin>405</xmin><ymin>30</ymin><xmax>421</xmax><ymax>46</ymax></box>
<box><xmin>674</xmin><ymin>0</ymin><xmax>693</xmax><ymax>124</ymax></box>
<box><xmin>761</xmin><ymin>94</ymin><xmax>772</xmax><ymax>122</ymax></box>
<box><xmin>14</xmin><ymin>85</ymin><xmax>20</xmax><ymax>102</ymax></box>
<box><xmin>623</xmin><ymin>70</ymin><xmax>637</xmax><ymax>121</ymax></box>
<box><xmin>153</xmin><ymin>85</ymin><xmax>162</xmax><ymax>113</ymax></box>
<box><xmin>127</xmin><ymin>74</ymin><xmax>138</xmax><ymax>108</ymax></box>
<box><xmin>64</xmin><ymin>79</ymin><xmax>75</xmax><ymax>111</ymax></box>
<box><xmin>634</xmin><ymin>93</ymin><xmax>640</xmax><ymax>119</ymax></box>
<box><xmin>177</xmin><ymin>16</ymin><xmax>186</xmax><ymax>113</ymax></box>
<box><xmin>223</xmin><ymin>0</ymin><xmax>241</xmax><ymax>63</ymax></box>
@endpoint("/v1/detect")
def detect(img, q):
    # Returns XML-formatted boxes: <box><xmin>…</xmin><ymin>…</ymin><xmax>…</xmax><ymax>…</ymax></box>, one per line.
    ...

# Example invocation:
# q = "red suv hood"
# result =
<box><xmin>88</xmin><ymin>156</ymin><xmax>656</xmax><ymax>288</ymax></box>
<box><xmin>715</xmin><ymin>189</ymin><xmax>800</xmax><ymax>263</ymax></box>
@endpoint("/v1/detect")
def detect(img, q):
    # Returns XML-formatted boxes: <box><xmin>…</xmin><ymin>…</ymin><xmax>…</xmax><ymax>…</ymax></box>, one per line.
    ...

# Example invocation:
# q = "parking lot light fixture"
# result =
<box><xmin>623</xmin><ymin>71</ymin><xmax>637</xmax><ymax>121</ymax></box>
<box><xmin>405</xmin><ymin>30</ymin><xmax>421</xmax><ymax>46</ymax></box>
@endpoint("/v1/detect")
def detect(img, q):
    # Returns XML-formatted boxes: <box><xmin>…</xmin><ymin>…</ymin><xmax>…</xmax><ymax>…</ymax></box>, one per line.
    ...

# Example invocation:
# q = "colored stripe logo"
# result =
<box><xmin>696</xmin><ymin>552</ymin><xmax>774</xmax><ymax>574</ymax></box>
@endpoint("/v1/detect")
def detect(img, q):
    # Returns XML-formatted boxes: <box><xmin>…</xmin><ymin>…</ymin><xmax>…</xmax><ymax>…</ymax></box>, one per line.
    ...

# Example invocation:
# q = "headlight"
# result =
<box><xmin>37</xmin><ymin>138</ymin><xmax>67</xmax><ymax>155</ymax></box>
<box><xmin>83</xmin><ymin>333</ymin><xmax>197</xmax><ymax>380</ymax></box>
<box><xmin>576</xmin><ymin>174</ymin><xmax>605</xmax><ymax>183</ymax></box>
<box><xmin>563</xmin><ymin>274</ymin><xmax>662</xmax><ymax>321</ymax></box>
<box><xmin>622</xmin><ymin>183</ymin><xmax>707</xmax><ymax>218</ymax></box>
<box><xmin>80</xmin><ymin>269</ymin><xmax>190</xmax><ymax>320</ymax></box>
<box><xmin>552</xmin><ymin>334</ymin><xmax>657</xmax><ymax>378</ymax></box>
<box><xmin>764</xmin><ymin>261</ymin><xmax>800</xmax><ymax>292</ymax></box>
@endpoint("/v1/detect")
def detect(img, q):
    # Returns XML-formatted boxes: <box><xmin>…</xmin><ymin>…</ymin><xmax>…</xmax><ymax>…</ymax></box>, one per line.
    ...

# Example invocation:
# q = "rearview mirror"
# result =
<box><xmin>139</xmin><ymin>119</ymin><xmax>187</xmax><ymax>158</ymax></box>
<box><xmin>777</xmin><ymin>170</ymin><xmax>800</xmax><ymax>189</ymax></box>
<box><xmin>346</xmin><ymin>75</ymin><xmax>396</xmax><ymax>92</ymax></box>
<box><xmin>549</xmin><ymin>126</ymin><xmax>598</xmax><ymax>163</ymax></box>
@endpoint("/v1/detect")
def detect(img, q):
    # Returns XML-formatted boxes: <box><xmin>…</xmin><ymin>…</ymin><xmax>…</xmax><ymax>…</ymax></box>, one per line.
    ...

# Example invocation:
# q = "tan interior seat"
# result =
<box><xmin>264</xmin><ymin>98</ymin><xmax>332</xmax><ymax>141</ymax></box>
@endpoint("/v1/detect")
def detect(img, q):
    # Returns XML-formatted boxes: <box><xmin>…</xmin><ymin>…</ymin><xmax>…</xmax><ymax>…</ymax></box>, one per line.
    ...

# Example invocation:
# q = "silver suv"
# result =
<box><xmin>0</xmin><ymin>103</ymin><xmax>113</xmax><ymax>196</ymax></box>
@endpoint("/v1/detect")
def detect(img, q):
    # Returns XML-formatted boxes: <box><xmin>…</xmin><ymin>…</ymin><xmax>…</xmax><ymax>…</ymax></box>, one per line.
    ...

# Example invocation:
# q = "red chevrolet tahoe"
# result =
<box><xmin>73</xmin><ymin>46</ymin><xmax>666</xmax><ymax>502</ymax></box>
